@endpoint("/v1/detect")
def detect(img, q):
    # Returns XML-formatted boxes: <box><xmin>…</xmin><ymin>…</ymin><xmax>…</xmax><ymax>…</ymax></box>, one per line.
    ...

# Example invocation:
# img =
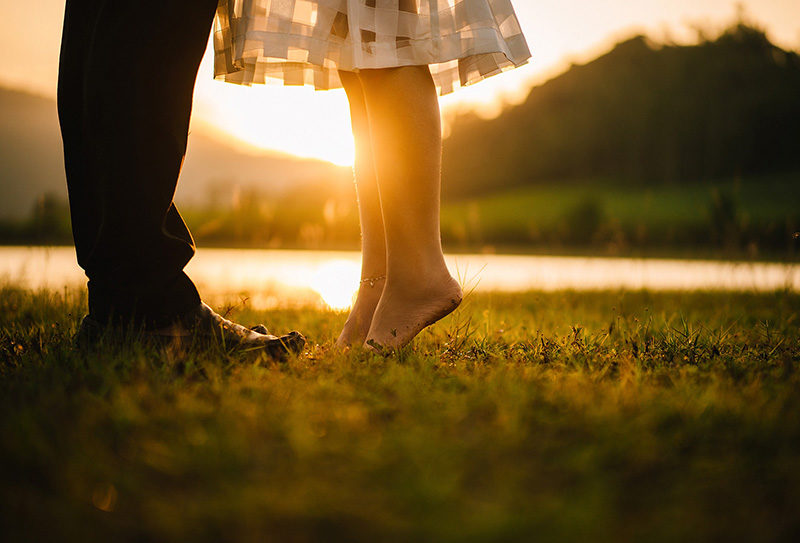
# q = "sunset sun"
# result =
<box><xmin>196</xmin><ymin>73</ymin><xmax>358</xmax><ymax>166</ymax></box>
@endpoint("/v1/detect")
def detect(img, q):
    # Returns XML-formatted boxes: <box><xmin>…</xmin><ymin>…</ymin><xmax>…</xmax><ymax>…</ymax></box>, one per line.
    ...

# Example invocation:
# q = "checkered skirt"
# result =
<box><xmin>214</xmin><ymin>0</ymin><xmax>531</xmax><ymax>95</ymax></box>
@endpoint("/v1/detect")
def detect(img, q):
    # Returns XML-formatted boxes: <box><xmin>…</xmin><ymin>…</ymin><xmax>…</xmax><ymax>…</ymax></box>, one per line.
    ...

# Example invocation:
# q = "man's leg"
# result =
<box><xmin>57</xmin><ymin>0</ymin><xmax>103</xmax><ymax>295</ymax></box>
<box><xmin>59</xmin><ymin>0</ymin><xmax>306</xmax><ymax>354</ymax></box>
<box><xmin>59</xmin><ymin>0</ymin><xmax>218</xmax><ymax>328</ymax></box>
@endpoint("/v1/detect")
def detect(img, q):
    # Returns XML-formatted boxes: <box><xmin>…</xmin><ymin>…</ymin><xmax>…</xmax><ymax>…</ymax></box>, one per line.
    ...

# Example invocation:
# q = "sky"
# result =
<box><xmin>1</xmin><ymin>0</ymin><xmax>798</xmax><ymax>165</ymax></box>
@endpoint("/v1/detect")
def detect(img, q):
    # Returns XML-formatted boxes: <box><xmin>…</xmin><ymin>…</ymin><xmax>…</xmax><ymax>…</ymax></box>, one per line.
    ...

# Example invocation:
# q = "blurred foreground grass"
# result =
<box><xmin>1</xmin><ymin>286</ymin><xmax>799</xmax><ymax>541</ymax></box>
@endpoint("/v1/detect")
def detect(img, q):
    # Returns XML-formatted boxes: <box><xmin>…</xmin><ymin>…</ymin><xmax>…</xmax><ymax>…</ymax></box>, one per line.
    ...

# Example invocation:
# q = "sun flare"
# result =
<box><xmin>197</xmin><ymin>80</ymin><xmax>357</xmax><ymax>166</ymax></box>
<box><xmin>190</xmin><ymin>39</ymin><xmax>530</xmax><ymax>167</ymax></box>
<box><xmin>310</xmin><ymin>259</ymin><xmax>361</xmax><ymax>310</ymax></box>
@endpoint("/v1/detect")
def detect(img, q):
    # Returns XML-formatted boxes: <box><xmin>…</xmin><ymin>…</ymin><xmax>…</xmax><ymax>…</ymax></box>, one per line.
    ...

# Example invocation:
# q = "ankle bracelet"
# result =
<box><xmin>360</xmin><ymin>275</ymin><xmax>386</xmax><ymax>287</ymax></box>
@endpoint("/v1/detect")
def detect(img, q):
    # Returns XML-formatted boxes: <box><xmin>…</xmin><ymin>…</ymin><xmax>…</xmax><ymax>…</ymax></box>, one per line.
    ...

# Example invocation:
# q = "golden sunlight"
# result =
<box><xmin>199</xmin><ymin>84</ymin><xmax>356</xmax><ymax>166</ymax></box>
<box><xmin>193</xmin><ymin>47</ymin><xmax>356</xmax><ymax>166</ymax></box>
<box><xmin>309</xmin><ymin>259</ymin><xmax>361</xmax><ymax>310</ymax></box>
<box><xmin>182</xmin><ymin>1</ymin><xmax>800</xmax><ymax>168</ymax></box>
<box><xmin>189</xmin><ymin>38</ymin><xmax>530</xmax><ymax>167</ymax></box>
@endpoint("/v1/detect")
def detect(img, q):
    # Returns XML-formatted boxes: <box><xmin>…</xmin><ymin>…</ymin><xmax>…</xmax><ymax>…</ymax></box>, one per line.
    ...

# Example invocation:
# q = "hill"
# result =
<box><xmin>442</xmin><ymin>24</ymin><xmax>800</xmax><ymax>198</ymax></box>
<box><xmin>0</xmin><ymin>86</ymin><xmax>349</xmax><ymax>219</ymax></box>
<box><xmin>0</xmin><ymin>88</ymin><xmax>65</xmax><ymax>219</ymax></box>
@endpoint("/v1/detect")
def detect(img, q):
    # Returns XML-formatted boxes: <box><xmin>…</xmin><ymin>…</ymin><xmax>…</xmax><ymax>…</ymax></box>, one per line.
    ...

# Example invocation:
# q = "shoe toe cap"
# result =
<box><xmin>281</xmin><ymin>330</ymin><xmax>306</xmax><ymax>351</ymax></box>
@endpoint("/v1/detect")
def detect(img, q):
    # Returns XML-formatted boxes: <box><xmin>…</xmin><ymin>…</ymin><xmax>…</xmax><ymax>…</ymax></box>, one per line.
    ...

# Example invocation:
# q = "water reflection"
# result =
<box><xmin>0</xmin><ymin>246</ymin><xmax>797</xmax><ymax>310</ymax></box>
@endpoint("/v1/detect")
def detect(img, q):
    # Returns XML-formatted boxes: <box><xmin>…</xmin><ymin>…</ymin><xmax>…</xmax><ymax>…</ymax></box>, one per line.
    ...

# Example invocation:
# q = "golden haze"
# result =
<box><xmin>0</xmin><ymin>0</ymin><xmax>799</xmax><ymax>166</ymax></box>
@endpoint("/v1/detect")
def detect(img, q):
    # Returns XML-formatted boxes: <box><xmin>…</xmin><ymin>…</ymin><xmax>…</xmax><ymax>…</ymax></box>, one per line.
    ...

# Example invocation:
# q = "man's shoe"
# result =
<box><xmin>74</xmin><ymin>302</ymin><xmax>305</xmax><ymax>357</ymax></box>
<box><xmin>168</xmin><ymin>302</ymin><xmax>305</xmax><ymax>355</ymax></box>
<box><xmin>74</xmin><ymin>314</ymin><xmax>108</xmax><ymax>349</ymax></box>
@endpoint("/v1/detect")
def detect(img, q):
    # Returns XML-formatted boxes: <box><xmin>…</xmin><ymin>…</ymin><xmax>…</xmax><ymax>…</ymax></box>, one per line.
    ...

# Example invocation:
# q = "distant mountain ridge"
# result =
<box><xmin>0</xmin><ymin>86</ymin><xmax>349</xmax><ymax>219</ymax></box>
<box><xmin>441</xmin><ymin>24</ymin><xmax>800</xmax><ymax>198</ymax></box>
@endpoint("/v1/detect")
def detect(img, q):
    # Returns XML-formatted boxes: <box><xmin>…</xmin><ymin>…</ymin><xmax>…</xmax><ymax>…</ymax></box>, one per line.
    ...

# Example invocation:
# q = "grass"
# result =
<box><xmin>1</xmin><ymin>285</ymin><xmax>799</xmax><ymax>541</ymax></box>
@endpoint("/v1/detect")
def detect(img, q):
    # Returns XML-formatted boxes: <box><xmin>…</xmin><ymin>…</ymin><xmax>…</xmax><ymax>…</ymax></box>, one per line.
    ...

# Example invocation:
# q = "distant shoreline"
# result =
<box><xmin>1</xmin><ymin>243</ymin><xmax>796</xmax><ymax>265</ymax></box>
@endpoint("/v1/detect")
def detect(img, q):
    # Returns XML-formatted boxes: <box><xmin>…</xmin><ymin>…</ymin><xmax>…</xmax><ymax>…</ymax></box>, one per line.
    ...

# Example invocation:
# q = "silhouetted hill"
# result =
<box><xmin>442</xmin><ymin>24</ymin><xmax>800</xmax><ymax>198</ymax></box>
<box><xmin>0</xmin><ymin>88</ymin><xmax>65</xmax><ymax>219</ymax></box>
<box><xmin>0</xmin><ymin>86</ymin><xmax>348</xmax><ymax>219</ymax></box>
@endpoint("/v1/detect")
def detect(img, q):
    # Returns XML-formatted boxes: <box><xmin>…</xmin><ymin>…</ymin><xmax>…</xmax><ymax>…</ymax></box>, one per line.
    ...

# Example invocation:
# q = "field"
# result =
<box><xmin>6</xmin><ymin>174</ymin><xmax>800</xmax><ymax>260</ymax></box>
<box><xmin>440</xmin><ymin>174</ymin><xmax>800</xmax><ymax>256</ymax></box>
<box><xmin>1</xmin><ymin>286</ymin><xmax>799</xmax><ymax>541</ymax></box>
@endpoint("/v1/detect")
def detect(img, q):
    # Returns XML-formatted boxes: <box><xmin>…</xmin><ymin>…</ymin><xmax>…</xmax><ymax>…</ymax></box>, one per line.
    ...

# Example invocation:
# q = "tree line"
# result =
<box><xmin>442</xmin><ymin>23</ymin><xmax>800</xmax><ymax>198</ymax></box>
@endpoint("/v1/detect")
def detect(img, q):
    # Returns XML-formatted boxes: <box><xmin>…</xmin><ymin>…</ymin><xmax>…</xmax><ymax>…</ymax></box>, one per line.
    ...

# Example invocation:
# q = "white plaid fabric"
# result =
<box><xmin>214</xmin><ymin>0</ymin><xmax>531</xmax><ymax>95</ymax></box>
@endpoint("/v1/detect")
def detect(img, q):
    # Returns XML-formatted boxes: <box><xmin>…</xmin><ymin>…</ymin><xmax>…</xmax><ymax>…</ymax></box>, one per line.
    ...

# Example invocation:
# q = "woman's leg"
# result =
<box><xmin>357</xmin><ymin>66</ymin><xmax>462</xmax><ymax>350</ymax></box>
<box><xmin>336</xmin><ymin>70</ymin><xmax>387</xmax><ymax>346</ymax></box>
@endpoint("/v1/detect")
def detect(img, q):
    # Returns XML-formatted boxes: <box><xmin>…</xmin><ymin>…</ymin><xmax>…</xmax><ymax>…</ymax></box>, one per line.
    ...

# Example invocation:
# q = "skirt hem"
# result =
<box><xmin>214</xmin><ymin>26</ymin><xmax>531</xmax><ymax>96</ymax></box>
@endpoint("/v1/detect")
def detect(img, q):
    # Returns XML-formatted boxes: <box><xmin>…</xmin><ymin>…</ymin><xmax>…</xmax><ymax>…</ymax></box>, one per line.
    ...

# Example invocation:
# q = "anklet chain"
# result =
<box><xmin>360</xmin><ymin>275</ymin><xmax>386</xmax><ymax>287</ymax></box>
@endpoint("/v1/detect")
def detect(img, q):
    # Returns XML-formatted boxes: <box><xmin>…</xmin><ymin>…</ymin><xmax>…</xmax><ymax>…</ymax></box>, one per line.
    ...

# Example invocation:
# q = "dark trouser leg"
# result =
<box><xmin>57</xmin><ymin>0</ymin><xmax>218</xmax><ymax>327</ymax></box>
<box><xmin>58</xmin><ymin>0</ymin><xmax>102</xmax><ymax>292</ymax></box>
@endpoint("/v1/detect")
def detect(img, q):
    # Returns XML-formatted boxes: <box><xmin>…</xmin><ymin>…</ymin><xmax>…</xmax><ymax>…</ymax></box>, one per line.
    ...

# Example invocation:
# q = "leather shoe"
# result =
<box><xmin>75</xmin><ymin>302</ymin><xmax>305</xmax><ymax>358</ymax></box>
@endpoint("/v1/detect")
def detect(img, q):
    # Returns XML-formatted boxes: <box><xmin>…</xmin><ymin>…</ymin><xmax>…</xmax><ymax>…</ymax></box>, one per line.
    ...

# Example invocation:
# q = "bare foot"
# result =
<box><xmin>364</xmin><ymin>273</ymin><xmax>462</xmax><ymax>351</ymax></box>
<box><xmin>336</xmin><ymin>277</ymin><xmax>385</xmax><ymax>347</ymax></box>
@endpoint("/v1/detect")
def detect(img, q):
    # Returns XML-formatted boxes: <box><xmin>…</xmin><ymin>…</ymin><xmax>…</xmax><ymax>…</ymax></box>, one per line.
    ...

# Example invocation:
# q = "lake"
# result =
<box><xmin>1</xmin><ymin>246</ymin><xmax>797</xmax><ymax>310</ymax></box>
